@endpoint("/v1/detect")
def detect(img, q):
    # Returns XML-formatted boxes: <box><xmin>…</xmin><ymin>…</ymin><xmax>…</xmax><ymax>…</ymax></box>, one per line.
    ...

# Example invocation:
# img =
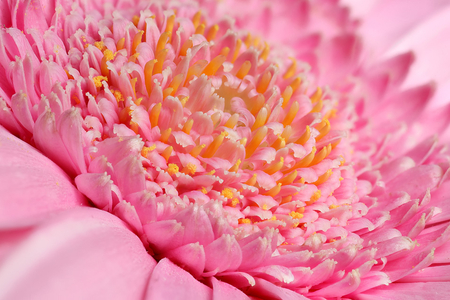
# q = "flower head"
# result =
<box><xmin>1</xmin><ymin>0</ymin><xmax>450</xmax><ymax>299</ymax></box>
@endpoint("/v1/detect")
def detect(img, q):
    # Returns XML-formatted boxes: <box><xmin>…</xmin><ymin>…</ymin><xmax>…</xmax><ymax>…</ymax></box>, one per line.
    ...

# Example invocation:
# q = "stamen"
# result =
<box><xmin>167</xmin><ymin>163</ymin><xmax>179</xmax><ymax>175</ymax></box>
<box><xmin>202</xmin><ymin>55</ymin><xmax>226</xmax><ymax>76</ymax></box>
<box><xmin>282</xmin><ymin>101</ymin><xmax>299</xmax><ymax>126</ymax></box>
<box><xmin>162</xmin><ymin>146</ymin><xmax>173</xmax><ymax>162</ymax></box>
<box><xmin>232</xmin><ymin>39</ymin><xmax>242</xmax><ymax>63</ymax></box>
<box><xmin>310</xmin><ymin>99</ymin><xmax>323</xmax><ymax>113</ymax></box>
<box><xmin>245</xmin><ymin>126</ymin><xmax>268</xmax><ymax>158</ymax></box>
<box><xmin>283</xmin><ymin>58</ymin><xmax>297</xmax><ymax>79</ymax></box>
<box><xmin>264</xmin><ymin>157</ymin><xmax>284</xmax><ymax>175</ymax></box>
<box><xmin>316</xmin><ymin>120</ymin><xmax>330</xmax><ymax>141</ymax></box>
<box><xmin>195</xmin><ymin>24</ymin><xmax>205</xmax><ymax>35</ymax></box>
<box><xmin>220</xmin><ymin>47</ymin><xmax>230</xmax><ymax>57</ymax></box>
<box><xmin>144</xmin><ymin>59</ymin><xmax>157</xmax><ymax>96</ymax></box>
<box><xmin>289</xmin><ymin>211</ymin><xmax>303</xmax><ymax>219</ymax></box>
<box><xmin>185</xmin><ymin>60</ymin><xmax>208</xmax><ymax>84</ymax></box>
<box><xmin>203</xmin><ymin>131</ymin><xmax>227</xmax><ymax>158</ymax></box>
<box><xmin>229</xmin><ymin>159</ymin><xmax>241</xmax><ymax>172</ymax></box>
<box><xmin>281</xmin><ymin>195</ymin><xmax>292</xmax><ymax>204</ymax></box>
<box><xmin>309</xmin><ymin>144</ymin><xmax>331</xmax><ymax>166</ymax></box>
<box><xmin>306</xmin><ymin>190</ymin><xmax>321</xmax><ymax>205</ymax></box>
<box><xmin>224</xmin><ymin>113</ymin><xmax>240</xmax><ymax>129</ymax></box>
<box><xmin>130</xmin><ymin>77</ymin><xmax>137</xmax><ymax>96</ymax></box>
<box><xmin>116</xmin><ymin>38</ymin><xmax>125</xmax><ymax>51</ymax></box>
<box><xmin>238</xmin><ymin>218</ymin><xmax>251</xmax><ymax>224</ymax></box>
<box><xmin>165</xmin><ymin>15</ymin><xmax>176</xmax><ymax>41</ymax></box>
<box><xmin>231</xmin><ymin>198</ymin><xmax>240</xmax><ymax>207</ymax></box>
<box><xmin>256</xmin><ymin>71</ymin><xmax>271</xmax><ymax>94</ymax></box>
<box><xmin>179</xmin><ymin>96</ymin><xmax>189</xmax><ymax>107</ymax></box>
<box><xmin>211</xmin><ymin>112</ymin><xmax>222</xmax><ymax>127</ymax></box>
<box><xmin>251</xmin><ymin>106</ymin><xmax>268</xmax><ymax>131</ymax></box>
<box><xmin>295</xmin><ymin>126</ymin><xmax>310</xmax><ymax>145</ymax></box>
<box><xmin>271</xmin><ymin>135</ymin><xmax>286</xmax><ymax>150</ymax></box>
<box><xmin>281</xmin><ymin>125</ymin><xmax>293</xmax><ymax>140</ymax></box>
<box><xmin>190</xmin><ymin>144</ymin><xmax>206</xmax><ymax>158</ymax></box>
<box><xmin>206</xmin><ymin>24</ymin><xmax>219</xmax><ymax>41</ymax></box>
<box><xmin>236</xmin><ymin>61</ymin><xmax>251</xmax><ymax>79</ymax></box>
<box><xmin>192</xmin><ymin>11</ymin><xmax>202</xmax><ymax>29</ymax></box>
<box><xmin>162</xmin><ymin>88</ymin><xmax>173</xmax><ymax>99</ymax></box>
<box><xmin>249</xmin><ymin>94</ymin><xmax>265</xmax><ymax>116</ymax></box>
<box><xmin>288</xmin><ymin>147</ymin><xmax>317</xmax><ymax>171</ymax></box>
<box><xmin>132</xmin><ymin>15</ymin><xmax>140</xmax><ymax>27</ymax></box>
<box><xmin>156</xmin><ymin>31</ymin><xmax>171</xmax><ymax>54</ymax></box>
<box><xmin>245</xmin><ymin>173</ymin><xmax>257</xmax><ymax>186</ymax></box>
<box><xmin>132</xmin><ymin>30</ymin><xmax>144</xmax><ymax>55</ymax></box>
<box><xmin>277</xmin><ymin>170</ymin><xmax>298</xmax><ymax>185</ymax></box>
<box><xmin>141</xmin><ymin>145</ymin><xmax>156</xmax><ymax>157</ymax></box>
<box><xmin>154</xmin><ymin>49</ymin><xmax>169</xmax><ymax>74</ymax></box>
<box><xmin>168</xmin><ymin>73</ymin><xmax>184</xmax><ymax>96</ymax></box>
<box><xmin>160</xmin><ymin>128</ymin><xmax>172</xmax><ymax>143</ymax></box>
<box><xmin>264</xmin><ymin>183</ymin><xmax>282</xmax><ymax>197</ymax></box>
<box><xmin>244</xmin><ymin>33</ymin><xmax>252</xmax><ymax>48</ymax></box>
<box><xmin>101</xmin><ymin>49</ymin><xmax>114</xmax><ymax>76</ymax></box>
<box><xmin>281</xmin><ymin>86</ymin><xmax>293</xmax><ymax>108</ymax></box>
<box><xmin>93</xmin><ymin>76</ymin><xmax>108</xmax><ymax>88</ymax></box>
<box><xmin>182</xmin><ymin>163</ymin><xmax>197</xmax><ymax>175</ymax></box>
<box><xmin>260</xmin><ymin>42</ymin><xmax>270</xmax><ymax>60</ymax></box>
<box><xmin>150</xmin><ymin>103</ymin><xmax>162</xmax><ymax>127</ymax></box>
<box><xmin>313</xmin><ymin>169</ymin><xmax>332</xmax><ymax>185</ymax></box>
<box><xmin>221</xmin><ymin>188</ymin><xmax>234</xmax><ymax>199</ymax></box>
<box><xmin>240</xmin><ymin>138</ymin><xmax>247</xmax><ymax>146</ymax></box>
<box><xmin>180</xmin><ymin>39</ymin><xmax>193</xmax><ymax>56</ymax></box>
<box><xmin>310</xmin><ymin>87</ymin><xmax>322</xmax><ymax>103</ymax></box>
<box><xmin>182</xmin><ymin>119</ymin><xmax>194</xmax><ymax>134</ymax></box>
<box><xmin>289</xmin><ymin>77</ymin><xmax>302</xmax><ymax>92</ymax></box>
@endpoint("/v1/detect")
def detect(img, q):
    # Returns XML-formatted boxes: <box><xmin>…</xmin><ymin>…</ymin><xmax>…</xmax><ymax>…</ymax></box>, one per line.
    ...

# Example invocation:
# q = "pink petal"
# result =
<box><xmin>210</xmin><ymin>277</ymin><xmax>250</xmax><ymax>300</ymax></box>
<box><xmin>357</xmin><ymin>282</ymin><xmax>450</xmax><ymax>300</ymax></box>
<box><xmin>145</xmin><ymin>258</ymin><xmax>213</xmax><ymax>300</ymax></box>
<box><xmin>356</xmin><ymin>0</ymin><xmax>450</xmax><ymax>56</ymax></box>
<box><xmin>0</xmin><ymin>207</ymin><xmax>155</xmax><ymax>300</ymax></box>
<box><xmin>0</xmin><ymin>126</ymin><xmax>86</xmax><ymax>227</ymax></box>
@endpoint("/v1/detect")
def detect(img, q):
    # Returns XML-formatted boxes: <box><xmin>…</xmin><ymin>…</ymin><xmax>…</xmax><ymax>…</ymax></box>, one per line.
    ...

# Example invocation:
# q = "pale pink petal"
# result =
<box><xmin>145</xmin><ymin>258</ymin><xmax>213</xmax><ymax>300</ymax></box>
<box><xmin>0</xmin><ymin>126</ymin><xmax>86</xmax><ymax>227</ymax></box>
<box><xmin>0</xmin><ymin>207</ymin><xmax>156</xmax><ymax>300</ymax></box>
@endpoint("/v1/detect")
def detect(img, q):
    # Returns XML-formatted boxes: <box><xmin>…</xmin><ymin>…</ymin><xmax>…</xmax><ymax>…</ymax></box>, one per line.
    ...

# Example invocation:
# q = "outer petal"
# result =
<box><xmin>145</xmin><ymin>258</ymin><xmax>213</xmax><ymax>300</ymax></box>
<box><xmin>0</xmin><ymin>125</ymin><xmax>86</xmax><ymax>228</ymax></box>
<box><xmin>0</xmin><ymin>207</ymin><xmax>156</xmax><ymax>300</ymax></box>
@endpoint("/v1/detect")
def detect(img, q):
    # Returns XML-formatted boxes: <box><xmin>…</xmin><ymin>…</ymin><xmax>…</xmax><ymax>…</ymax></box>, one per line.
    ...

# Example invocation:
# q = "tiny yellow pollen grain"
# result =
<box><xmin>186</xmin><ymin>163</ymin><xmax>197</xmax><ymax>175</ymax></box>
<box><xmin>238</xmin><ymin>218</ymin><xmax>251</xmax><ymax>224</ymax></box>
<box><xmin>289</xmin><ymin>211</ymin><xmax>303</xmax><ymax>219</ymax></box>
<box><xmin>262</xmin><ymin>204</ymin><xmax>268</xmax><ymax>210</ymax></box>
<box><xmin>113</xmin><ymin>90</ymin><xmax>124</xmax><ymax>102</ymax></box>
<box><xmin>93</xmin><ymin>76</ymin><xmax>108</xmax><ymax>88</ymax></box>
<box><xmin>231</xmin><ymin>198</ymin><xmax>240</xmax><ymax>207</ymax></box>
<box><xmin>94</xmin><ymin>41</ymin><xmax>106</xmax><ymax>51</ymax></box>
<box><xmin>201</xmin><ymin>187</ymin><xmax>208</xmax><ymax>194</ymax></box>
<box><xmin>221</xmin><ymin>188</ymin><xmax>233</xmax><ymax>199</ymax></box>
<box><xmin>339</xmin><ymin>177</ymin><xmax>344</xmax><ymax>181</ymax></box>
<box><xmin>329</xmin><ymin>204</ymin><xmax>339</xmax><ymax>209</ymax></box>
<box><xmin>141</xmin><ymin>145</ymin><xmax>156</xmax><ymax>157</ymax></box>
<box><xmin>103</xmin><ymin>49</ymin><xmax>115</xmax><ymax>61</ymax></box>
<box><xmin>167</xmin><ymin>163</ymin><xmax>179</xmax><ymax>175</ymax></box>
<box><xmin>270</xmin><ymin>216</ymin><xmax>277</xmax><ymax>221</ymax></box>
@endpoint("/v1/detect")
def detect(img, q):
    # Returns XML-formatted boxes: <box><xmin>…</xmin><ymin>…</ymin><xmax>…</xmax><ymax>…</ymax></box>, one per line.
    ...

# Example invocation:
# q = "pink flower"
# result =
<box><xmin>1</xmin><ymin>0</ymin><xmax>450</xmax><ymax>299</ymax></box>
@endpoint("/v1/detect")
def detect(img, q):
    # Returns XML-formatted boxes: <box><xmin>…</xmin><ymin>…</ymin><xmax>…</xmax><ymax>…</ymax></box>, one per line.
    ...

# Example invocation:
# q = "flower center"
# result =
<box><xmin>68</xmin><ymin>5</ymin><xmax>346</xmax><ymax>274</ymax></box>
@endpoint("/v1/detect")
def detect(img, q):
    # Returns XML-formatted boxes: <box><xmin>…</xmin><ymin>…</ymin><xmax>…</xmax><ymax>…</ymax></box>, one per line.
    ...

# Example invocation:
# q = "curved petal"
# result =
<box><xmin>0</xmin><ymin>207</ymin><xmax>156</xmax><ymax>300</ymax></box>
<box><xmin>0</xmin><ymin>126</ymin><xmax>87</xmax><ymax>228</ymax></box>
<box><xmin>145</xmin><ymin>258</ymin><xmax>213</xmax><ymax>300</ymax></box>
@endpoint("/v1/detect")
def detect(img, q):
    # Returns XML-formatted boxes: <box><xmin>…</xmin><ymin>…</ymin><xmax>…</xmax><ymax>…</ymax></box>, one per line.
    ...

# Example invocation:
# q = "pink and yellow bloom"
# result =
<box><xmin>1</xmin><ymin>0</ymin><xmax>450</xmax><ymax>299</ymax></box>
